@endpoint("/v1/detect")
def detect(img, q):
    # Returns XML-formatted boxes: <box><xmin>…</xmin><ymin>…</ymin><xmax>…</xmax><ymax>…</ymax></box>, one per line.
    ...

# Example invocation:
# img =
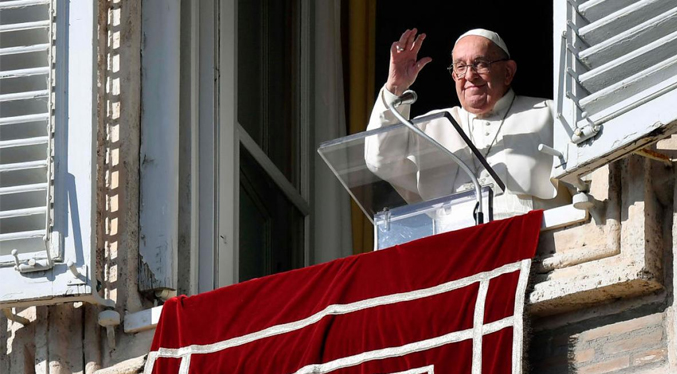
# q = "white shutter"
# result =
<box><xmin>0</xmin><ymin>0</ymin><xmax>100</xmax><ymax>308</ymax></box>
<box><xmin>0</xmin><ymin>1</ymin><xmax>54</xmax><ymax>267</ymax></box>
<box><xmin>552</xmin><ymin>0</ymin><xmax>677</xmax><ymax>185</ymax></box>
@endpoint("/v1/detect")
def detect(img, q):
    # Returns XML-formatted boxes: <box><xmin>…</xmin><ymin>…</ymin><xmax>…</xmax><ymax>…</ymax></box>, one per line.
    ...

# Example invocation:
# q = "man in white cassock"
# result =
<box><xmin>365</xmin><ymin>28</ymin><xmax>569</xmax><ymax>224</ymax></box>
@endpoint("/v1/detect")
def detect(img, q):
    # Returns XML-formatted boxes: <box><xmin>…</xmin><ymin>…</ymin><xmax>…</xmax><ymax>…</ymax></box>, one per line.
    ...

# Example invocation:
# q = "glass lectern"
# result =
<box><xmin>318</xmin><ymin>112</ymin><xmax>504</xmax><ymax>250</ymax></box>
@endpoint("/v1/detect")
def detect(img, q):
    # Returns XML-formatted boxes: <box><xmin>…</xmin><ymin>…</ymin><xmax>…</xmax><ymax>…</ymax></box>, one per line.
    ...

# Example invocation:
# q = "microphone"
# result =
<box><xmin>390</xmin><ymin>90</ymin><xmax>418</xmax><ymax>107</ymax></box>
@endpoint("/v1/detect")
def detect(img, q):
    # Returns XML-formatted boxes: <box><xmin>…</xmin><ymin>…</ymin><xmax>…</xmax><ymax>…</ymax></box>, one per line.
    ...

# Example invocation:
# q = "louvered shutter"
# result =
<box><xmin>0</xmin><ymin>1</ymin><xmax>99</xmax><ymax>307</ymax></box>
<box><xmin>552</xmin><ymin>0</ymin><xmax>677</xmax><ymax>185</ymax></box>
<box><xmin>0</xmin><ymin>1</ymin><xmax>54</xmax><ymax>267</ymax></box>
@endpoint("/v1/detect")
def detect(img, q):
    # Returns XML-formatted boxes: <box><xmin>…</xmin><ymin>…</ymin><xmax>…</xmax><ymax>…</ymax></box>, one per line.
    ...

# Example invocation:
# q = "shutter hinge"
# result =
<box><xmin>572</xmin><ymin>124</ymin><xmax>602</xmax><ymax>144</ymax></box>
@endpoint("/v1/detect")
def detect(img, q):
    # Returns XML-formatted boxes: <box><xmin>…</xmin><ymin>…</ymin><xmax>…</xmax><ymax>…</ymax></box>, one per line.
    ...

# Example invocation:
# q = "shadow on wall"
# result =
<box><xmin>99</xmin><ymin>0</ymin><xmax>151</xmax><ymax>365</ymax></box>
<box><xmin>101</xmin><ymin>0</ymin><xmax>123</xmax><ymax>312</ymax></box>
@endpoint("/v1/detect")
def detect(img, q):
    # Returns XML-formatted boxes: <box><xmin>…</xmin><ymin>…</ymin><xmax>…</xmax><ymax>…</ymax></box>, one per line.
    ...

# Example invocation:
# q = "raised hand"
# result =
<box><xmin>385</xmin><ymin>28</ymin><xmax>432</xmax><ymax>96</ymax></box>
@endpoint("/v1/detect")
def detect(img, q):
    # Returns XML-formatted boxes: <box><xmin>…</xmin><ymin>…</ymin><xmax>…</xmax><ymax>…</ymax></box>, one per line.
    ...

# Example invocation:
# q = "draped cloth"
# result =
<box><xmin>146</xmin><ymin>210</ymin><xmax>542</xmax><ymax>374</ymax></box>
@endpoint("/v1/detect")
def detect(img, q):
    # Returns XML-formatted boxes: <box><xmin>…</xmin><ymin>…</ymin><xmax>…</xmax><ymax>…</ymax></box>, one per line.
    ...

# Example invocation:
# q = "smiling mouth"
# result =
<box><xmin>464</xmin><ymin>85</ymin><xmax>485</xmax><ymax>91</ymax></box>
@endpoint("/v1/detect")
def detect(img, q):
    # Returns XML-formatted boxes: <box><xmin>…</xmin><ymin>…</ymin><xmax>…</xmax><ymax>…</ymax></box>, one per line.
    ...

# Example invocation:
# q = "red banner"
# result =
<box><xmin>147</xmin><ymin>210</ymin><xmax>542</xmax><ymax>374</ymax></box>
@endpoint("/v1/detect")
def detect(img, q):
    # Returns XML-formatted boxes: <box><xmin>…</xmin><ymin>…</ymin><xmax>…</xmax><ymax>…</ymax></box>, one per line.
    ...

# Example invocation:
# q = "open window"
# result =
<box><xmin>0</xmin><ymin>1</ymin><xmax>100</xmax><ymax>308</ymax></box>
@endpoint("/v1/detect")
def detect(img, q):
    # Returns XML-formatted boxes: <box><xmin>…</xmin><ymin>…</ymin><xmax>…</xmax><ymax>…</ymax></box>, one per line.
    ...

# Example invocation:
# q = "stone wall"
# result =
<box><xmin>530</xmin><ymin>301</ymin><xmax>672</xmax><ymax>373</ymax></box>
<box><xmin>528</xmin><ymin>153</ymin><xmax>677</xmax><ymax>373</ymax></box>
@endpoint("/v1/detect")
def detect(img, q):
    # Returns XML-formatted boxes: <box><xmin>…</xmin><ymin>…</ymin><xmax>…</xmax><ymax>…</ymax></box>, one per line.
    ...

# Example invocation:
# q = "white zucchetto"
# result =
<box><xmin>454</xmin><ymin>28</ymin><xmax>510</xmax><ymax>58</ymax></box>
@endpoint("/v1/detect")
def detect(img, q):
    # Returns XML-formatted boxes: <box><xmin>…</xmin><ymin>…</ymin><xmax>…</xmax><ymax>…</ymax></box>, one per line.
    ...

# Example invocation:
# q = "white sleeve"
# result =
<box><xmin>364</xmin><ymin>86</ymin><xmax>420</xmax><ymax>200</ymax></box>
<box><xmin>366</xmin><ymin>86</ymin><xmax>411</xmax><ymax>130</ymax></box>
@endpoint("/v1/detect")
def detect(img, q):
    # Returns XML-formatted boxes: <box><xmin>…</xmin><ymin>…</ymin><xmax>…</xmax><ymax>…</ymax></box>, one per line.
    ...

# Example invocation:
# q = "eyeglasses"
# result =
<box><xmin>447</xmin><ymin>58</ymin><xmax>509</xmax><ymax>79</ymax></box>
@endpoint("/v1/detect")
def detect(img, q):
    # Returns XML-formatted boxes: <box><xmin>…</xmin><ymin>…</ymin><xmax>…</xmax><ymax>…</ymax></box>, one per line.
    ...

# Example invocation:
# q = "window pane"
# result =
<box><xmin>237</xmin><ymin>0</ymin><xmax>298</xmax><ymax>185</ymax></box>
<box><xmin>239</xmin><ymin>145</ymin><xmax>303</xmax><ymax>282</ymax></box>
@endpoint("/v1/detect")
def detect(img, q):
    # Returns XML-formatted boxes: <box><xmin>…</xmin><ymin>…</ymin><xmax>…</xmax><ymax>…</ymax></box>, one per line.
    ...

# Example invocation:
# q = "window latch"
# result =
<box><xmin>11</xmin><ymin>249</ymin><xmax>53</xmax><ymax>274</ymax></box>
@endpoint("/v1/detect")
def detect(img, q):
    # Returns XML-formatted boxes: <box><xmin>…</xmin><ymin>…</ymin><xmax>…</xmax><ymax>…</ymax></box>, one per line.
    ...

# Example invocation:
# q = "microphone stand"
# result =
<box><xmin>386</xmin><ymin>90</ymin><xmax>485</xmax><ymax>225</ymax></box>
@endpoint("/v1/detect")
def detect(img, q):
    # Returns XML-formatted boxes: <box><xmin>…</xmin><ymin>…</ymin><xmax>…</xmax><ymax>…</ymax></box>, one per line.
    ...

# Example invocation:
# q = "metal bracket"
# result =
<box><xmin>539</xmin><ymin>144</ymin><xmax>567</xmax><ymax>168</ymax></box>
<box><xmin>381</xmin><ymin>208</ymin><xmax>391</xmax><ymax>232</ymax></box>
<box><xmin>66</xmin><ymin>261</ymin><xmax>88</xmax><ymax>286</ymax></box>
<box><xmin>2</xmin><ymin>308</ymin><xmax>31</xmax><ymax>326</ymax></box>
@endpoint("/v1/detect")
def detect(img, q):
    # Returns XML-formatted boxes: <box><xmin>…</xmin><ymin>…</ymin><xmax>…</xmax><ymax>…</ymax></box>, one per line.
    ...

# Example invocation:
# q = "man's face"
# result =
<box><xmin>452</xmin><ymin>36</ymin><xmax>516</xmax><ymax>116</ymax></box>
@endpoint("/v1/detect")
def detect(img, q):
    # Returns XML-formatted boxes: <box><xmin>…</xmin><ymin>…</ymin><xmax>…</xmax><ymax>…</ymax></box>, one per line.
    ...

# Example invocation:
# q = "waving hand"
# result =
<box><xmin>385</xmin><ymin>28</ymin><xmax>432</xmax><ymax>96</ymax></box>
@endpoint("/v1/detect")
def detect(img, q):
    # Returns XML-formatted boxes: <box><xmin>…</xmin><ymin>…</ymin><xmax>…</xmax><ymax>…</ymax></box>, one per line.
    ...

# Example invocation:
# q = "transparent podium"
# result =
<box><xmin>318</xmin><ymin>112</ymin><xmax>505</xmax><ymax>250</ymax></box>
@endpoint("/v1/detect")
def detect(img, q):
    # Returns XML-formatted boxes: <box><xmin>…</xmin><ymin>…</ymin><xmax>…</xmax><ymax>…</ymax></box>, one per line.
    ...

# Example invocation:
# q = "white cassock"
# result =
<box><xmin>365</xmin><ymin>86</ymin><xmax>566</xmax><ymax>228</ymax></box>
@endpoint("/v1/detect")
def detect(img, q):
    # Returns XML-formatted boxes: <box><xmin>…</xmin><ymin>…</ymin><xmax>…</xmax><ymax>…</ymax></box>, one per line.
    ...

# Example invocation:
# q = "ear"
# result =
<box><xmin>504</xmin><ymin>60</ymin><xmax>517</xmax><ymax>85</ymax></box>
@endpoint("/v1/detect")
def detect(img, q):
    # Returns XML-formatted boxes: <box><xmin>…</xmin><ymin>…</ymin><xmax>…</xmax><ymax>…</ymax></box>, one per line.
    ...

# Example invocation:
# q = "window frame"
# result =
<box><xmin>178</xmin><ymin>0</ymin><xmax>313</xmax><ymax>293</ymax></box>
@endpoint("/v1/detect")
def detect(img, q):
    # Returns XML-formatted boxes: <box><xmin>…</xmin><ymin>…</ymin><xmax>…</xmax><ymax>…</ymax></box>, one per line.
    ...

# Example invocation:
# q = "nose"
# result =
<box><xmin>463</xmin><ymin>66</ymin><xmax>480</xmax><ymax>80</ymax></box>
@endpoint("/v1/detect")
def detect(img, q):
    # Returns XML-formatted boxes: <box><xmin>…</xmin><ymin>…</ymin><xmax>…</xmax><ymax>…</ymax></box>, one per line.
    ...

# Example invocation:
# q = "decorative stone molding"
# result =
<box><xmin>94</xmin><ymin>355</ymin><xmax>146</xmax><ymax>374</ymax></box>
<box><xmin>528</xmin><ymin>155</ymin><xmax>670</xmax><ymax>315</ymax></box>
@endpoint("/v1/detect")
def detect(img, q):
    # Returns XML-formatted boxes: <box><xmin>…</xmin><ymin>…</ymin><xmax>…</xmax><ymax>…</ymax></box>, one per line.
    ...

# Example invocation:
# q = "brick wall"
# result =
<box><xmin>529</xmin><ymin>309</ymin><xmax>669</xmax><ymax>373</ymax></box>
